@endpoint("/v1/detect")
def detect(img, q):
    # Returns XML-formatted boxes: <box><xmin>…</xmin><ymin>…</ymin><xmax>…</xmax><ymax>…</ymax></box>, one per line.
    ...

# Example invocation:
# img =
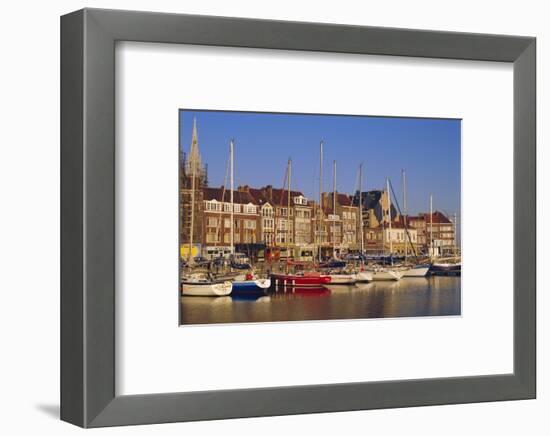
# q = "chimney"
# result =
<box><xmin>265</xmin><ymin>184</ymin><xmax>273</xmax><ymax>199</ymax></box>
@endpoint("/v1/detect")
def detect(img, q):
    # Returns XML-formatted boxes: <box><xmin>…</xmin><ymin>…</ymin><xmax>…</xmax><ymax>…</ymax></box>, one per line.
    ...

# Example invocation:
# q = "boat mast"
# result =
<box><xmin>333</xmin><ymin>160</ymin><xmax>337</xmax><ymax>259</ymax></box>
<box><xmin>429</xmin><ymin>193</ymin><xmax>433</xmax><ymax>258</ymax></box>
<box><xmin>453</xmin><ymin>212</ymin><xmax>458</xmax><ymax>257</ymax></box>
<box><xmin>288</xmin><ymin>158</ymin><xmax>292</xmax><ymax>248</ymax></box>
<box><xmin>318</xmin><ymin>140</ymin><xmax>324</xmax><ymax>263</ymax></box>
<box><xmin>230</xmin><ymin>139</ymin><xmax>234</xmax><ymax>254</ymax></box>
<box><xmin>188</xmin><ymin>152</ymin><xmax>196</xmax><ymax>263</ymax></box>
<box><xmin>358</xmin><ymin>163</ymin><xmax>364</xmax><ymax>254</ymax></box>
<box><xmin>402</xmin><ymin>169</ymin><xmax>407</xmax><ymax>261</ymax></box>
<box><xmin>386</xmin><ymin>177</ymin><xmax>393</xmax><ymax>257</ymax></box>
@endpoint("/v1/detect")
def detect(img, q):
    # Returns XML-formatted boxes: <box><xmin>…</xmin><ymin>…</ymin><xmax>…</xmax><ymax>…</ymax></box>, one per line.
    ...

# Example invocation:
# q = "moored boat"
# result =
<box><xmin>320</xmin><ymin>259</ymin><xmax>347</xmax><ymax>269</ymax></box>
<box><xmin>231</xmin><ymin>278</ymin><xmax>271</xmax><ymax>294</ymax></box>
<box><xmin>402</xmin><ymin>265</ymin><xmax>430</xmax><ymax>277</ymax></box>
<box><xmin>327</xmin><ymin>273</ymin><xmax>357</xmax><ymax>284</ymax></box>
<box><xmin>181</xmin><ymin>275</ymin><xmax>233</xmax><ymax>296</ymax></box>
<box><xmin>431</xmin><ymin>261</ymin><xmax>461</xmax><ymax>276</ymax></box>
<box><xmin>368</xmin><ymin>267</ymin><xmax>403</xmax><ymax>281</ymax></box>
<box><xmin>356</xmin><ymin>271</ymin><xmax>373</xmax><ymax>282</ymax></box>
<box><xmin>271</xmin><ymin>272</ymin><xmax>331</xmax><ymax>287</ymax></box>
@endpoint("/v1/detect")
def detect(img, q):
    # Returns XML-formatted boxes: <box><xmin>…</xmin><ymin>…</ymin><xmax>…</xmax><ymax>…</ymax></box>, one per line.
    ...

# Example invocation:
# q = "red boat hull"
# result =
<box><xmin>270</xmin><ymin>273</ymin><xmax>331</xmax><ymax>287</ymax></box>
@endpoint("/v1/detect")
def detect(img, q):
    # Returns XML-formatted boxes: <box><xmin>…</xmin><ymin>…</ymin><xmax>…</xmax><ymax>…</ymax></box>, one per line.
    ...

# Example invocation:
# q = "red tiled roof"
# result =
<box><xmin>337</xmin><ymin>193</ymin><xmax>352</xmax><ymax>207</ymax></box>
<box><xmin>407</xmin><ymin>211</ymin><xmax>452</xmax><ymax>224</ymax></box>
<box><xmin>203</xmin><ymin>187</ymin><xmax>258</xmax><ymax>205</ymax></box>
<box><xmin>249</xmin><ymin>186</ymin><xmax>305</xmax><ymax>206</ymax></box>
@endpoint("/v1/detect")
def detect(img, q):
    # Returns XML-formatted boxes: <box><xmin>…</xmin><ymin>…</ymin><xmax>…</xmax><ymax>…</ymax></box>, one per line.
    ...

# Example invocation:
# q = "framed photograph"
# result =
<box><xmin>61</xmin><ymin>8</ymin><xmax>536</xmax><ymax>427</ymax></box>
<box><xmin>177</xmin><ymin>109</ymin><xmax>461</xmax><ymax>325</ymax></box>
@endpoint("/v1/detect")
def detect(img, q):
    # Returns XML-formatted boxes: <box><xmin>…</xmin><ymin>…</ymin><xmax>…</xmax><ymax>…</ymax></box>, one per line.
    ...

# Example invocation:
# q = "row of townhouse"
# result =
<box><xmin>198</xmin><ymin>184</ymin><xmax>361</xmax><ymax>259</ymax></box>
<box><xmin>408</xmin><ymin>212</ymin><xmax>458</xmax><ymax>256</ymax></box>
<box><xmin>352</xmin><ymin>189</ymin><xmax>458</xmax><ymax>257</ymax></box>
<box><xmin>181</xmin><ymin>180</ymin><xmax>457</xmax><ymax>259</ymax></box>
<box><xmin>180</xmin><ymin>118</ymin><xmax>457</xmax><ymax>260</ymax></box>
<box><xmin>182</xmin><ymin>181</ymin><xmax>457</xmax><ymax>259</ymax></box>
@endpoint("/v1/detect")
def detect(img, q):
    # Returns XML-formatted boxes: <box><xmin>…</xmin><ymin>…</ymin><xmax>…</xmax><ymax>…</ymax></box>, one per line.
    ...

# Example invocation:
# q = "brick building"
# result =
<box><xmin>320</xmin><ymin>192</ymin><xmax>359</xmax><ymax>256</ymax></box>
<box><xmin>250</xmin><ymin>186</ymin><xmax>314</xmax><ymax>248</ymax></box>
<box><xmin>201</xmin><ymin>186</ymin><xmax>261</xmax><ymax>258</ymax></box>
<box><xmin>408</xmin><ymin>211</ymin><xmax>456</xmax><ymax>256</ymax></box>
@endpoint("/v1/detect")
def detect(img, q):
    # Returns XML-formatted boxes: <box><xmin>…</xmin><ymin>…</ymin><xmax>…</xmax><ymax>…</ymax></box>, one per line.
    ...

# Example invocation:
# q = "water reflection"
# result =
<box><xmin>180</xmin><ymin>276</ymin><xmax>461</xmax><ymax>325</ymax></box>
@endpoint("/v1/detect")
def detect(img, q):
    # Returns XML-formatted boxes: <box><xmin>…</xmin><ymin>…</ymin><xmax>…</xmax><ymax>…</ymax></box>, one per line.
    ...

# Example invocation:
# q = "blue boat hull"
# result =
<box><xmin>231</xmin><ymin>281</ymin><xmax>268</xmax><ymax>294</ymax></box>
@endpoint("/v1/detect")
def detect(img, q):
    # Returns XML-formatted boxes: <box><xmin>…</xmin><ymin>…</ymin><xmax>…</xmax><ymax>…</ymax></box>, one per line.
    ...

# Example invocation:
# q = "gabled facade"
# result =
<box><xmin>408</xmin><ymin>211</ymin><xmax>457</xmax><ymax>256</ymax></box>
<box><xmin>201</xmin><ymin>186</ymin><xmax>260</xmax><ymax>258</ymax></box>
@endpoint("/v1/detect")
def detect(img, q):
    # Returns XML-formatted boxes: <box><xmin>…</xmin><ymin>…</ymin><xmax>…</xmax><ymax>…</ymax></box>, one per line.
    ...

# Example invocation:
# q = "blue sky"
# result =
<box><xmin>179</xmin><ymin>110</ymin><xmax>461</xmax><ymax>217</ymax></box>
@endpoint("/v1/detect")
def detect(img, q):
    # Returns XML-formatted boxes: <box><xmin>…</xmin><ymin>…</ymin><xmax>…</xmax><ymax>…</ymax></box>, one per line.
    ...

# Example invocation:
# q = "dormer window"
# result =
<box><xmin>293</xmin><ymin>195</ymin><xmax>308</xmax><ymax>206</ymax></box>
<box><xmin>244</xmin><ymin>203</ymin><xmax>257</xmax><ymax>214</ymax></box>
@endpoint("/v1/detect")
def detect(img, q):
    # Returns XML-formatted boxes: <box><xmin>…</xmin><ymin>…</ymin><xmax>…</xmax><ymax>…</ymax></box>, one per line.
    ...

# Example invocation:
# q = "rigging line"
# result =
<box><xmin>217</xmin><ymin>153</ymin><xmax>231</xmax><ymax>243</ymax></box>
<box><xmin>273</xmin><ymin>163</ymin><xmax>289</xmax><ymax>248</ymax></box>
<box><xmin>279</xmin><ymin>164</ymin><xmax>288</xmax><ymax>207</ymax></box>
<box><xmin>388</xmin><ymin>178</ymin><xmax>418</xmax><ymax>259</ymax></box>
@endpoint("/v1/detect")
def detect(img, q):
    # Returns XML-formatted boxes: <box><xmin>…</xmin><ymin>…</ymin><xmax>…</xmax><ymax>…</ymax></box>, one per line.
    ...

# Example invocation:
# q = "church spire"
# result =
<box><xmin>186</xmin><ymin>116</ymin><xmax>202</xmax><ymax>177</ymax></box>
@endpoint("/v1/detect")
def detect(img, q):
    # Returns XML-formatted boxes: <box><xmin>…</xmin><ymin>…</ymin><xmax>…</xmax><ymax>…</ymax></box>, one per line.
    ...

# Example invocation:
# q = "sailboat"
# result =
<box><xmin>325</xmin><ymin>159</ymin><xmax>356</xmax><ymax>285</ymax></box>
<box><xmin>270</xmin><ymin>143</ymin><xmax>331</xmax><ymax>288</ymax></box>
<box><xmin>432</xmin><ymin>211</ymin><xmax>461</xmax><ymax>274</ymax></box>
<box><xmin>368</xmin><ymin>177</ymin><xmax>403</xmax><ymax>281</ymax></box>
<box><xmin>400</xmin><ymin>170</ymin><xmax>430</xmax><ymax>278</ymax></box>
<box><xmin>431</xmin><ymin>258</ymin><xmax>461</xmax><ymax>275</ymax></box>
<box><xmin>270</xmin><ymin>271</ymin><xmax>332</xmax><ymax>287</ymax></box>
<box><xmin>355</xmin><ymin>270</ymin><xmax>374</xmax><ymax>282</ymax></box>
<box><xmin>225</xmin><ymin>139</ymin><xmax>271</xmax><ymax>293</ymax></box>
<box><xmin>354</xmin><ymin>163</ymin><xmax>373</xmax><ymax>283</ymax></box>
<box><xmin>429</xmin><ymin>207</ymin><xmax>461</xmax><ymax>275</ymax></box>
<box><xmin>402</xmin><ymin>264</ymin><xmax>430</xmax><ymax>277</ymax></box>
<box><xmin>181</xmin><ymin>273</ymin><xmax>233</xmax><ymax>296</ymax></box>
<box><xmin>181</xmin><ymin>120</ymin><xmax>232</xmax><ymax>296</ymax></box>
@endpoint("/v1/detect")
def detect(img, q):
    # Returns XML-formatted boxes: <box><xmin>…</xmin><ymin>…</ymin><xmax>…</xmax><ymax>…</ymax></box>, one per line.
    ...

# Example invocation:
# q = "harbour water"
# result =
<box><xmin>180</xmin><ymin>276</ymin><xmax>461</xmax><ymax>325</ymax></box>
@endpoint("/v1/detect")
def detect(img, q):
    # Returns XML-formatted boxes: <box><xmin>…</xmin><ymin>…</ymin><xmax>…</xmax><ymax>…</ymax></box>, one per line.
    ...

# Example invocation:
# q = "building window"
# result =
<box><xmin>244</xmin><ymin>204</ymin><xmax>257</xmax><ymax>214</ymax></box>
<box><xmin>206</xmin><ymin>231</ymin><xmax>219</xmax><ymax>243</ymax></box>
<box><xmin>244</xmin><ymin>220</ymin><xmax>256</xmax><ymax>230</ymax></box>
<box><xmin>205</xmin><ymin>201</ymin><xmax>221</xmax><ymax>211</ymax></box>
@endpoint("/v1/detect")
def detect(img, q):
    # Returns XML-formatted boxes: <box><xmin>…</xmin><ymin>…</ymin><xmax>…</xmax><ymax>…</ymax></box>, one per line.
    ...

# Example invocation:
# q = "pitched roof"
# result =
<box><xmin>337</xmin><ymin>193</ymin><xmax>352</xmax><ymax>207</ymax></box>
<box><xmin>357</xmin><ymin>190</ymin><xmax>383</xmax><ymax>209</ymax></box>
<box><xmin>249</xmin><ymin>186</ymin><xmax>305</xmax><ymax>206</ymax></box>
<box><xmin>407</xmin><ymin>211</ymin><xmax>452</xmax><ymax>224</ymax></box>
<box><xmin>202</xmin><ymin>187</ymin><xmax>258</xmax><ymax>205</ymax></box>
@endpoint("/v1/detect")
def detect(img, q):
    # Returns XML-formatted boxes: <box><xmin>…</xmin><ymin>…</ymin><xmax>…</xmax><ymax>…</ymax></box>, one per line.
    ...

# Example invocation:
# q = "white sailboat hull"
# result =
<box><xmin>328</xmin><ymin>274</ymin><xmax>357</xmax><ymax>284</ymax></box>
<box><xmin>403</xmin><ymin>266</ymin><xmax>430</xmax><ymax>277</ymax></box>
<box><xmin>356</xmin><ymin>271</ymin><xmax>373</xmax><ymax>282</ymax></box>
<box><xmin>181</xmin><ymin>281</ymin><xmax>233</xmax><ymax>296</ymax></box>
<box><xmin>370</xmin><ymin>270</ymin><xmax>403</xmax><ymax>281</ymax></box>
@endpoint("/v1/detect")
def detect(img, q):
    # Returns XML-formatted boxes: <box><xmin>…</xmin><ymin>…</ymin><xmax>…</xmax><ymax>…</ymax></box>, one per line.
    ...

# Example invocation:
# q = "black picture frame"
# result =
<box><xmin>61</xmin><ymin>8</ymin><xmax>536</xmax><ymax>428</ymax></box>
